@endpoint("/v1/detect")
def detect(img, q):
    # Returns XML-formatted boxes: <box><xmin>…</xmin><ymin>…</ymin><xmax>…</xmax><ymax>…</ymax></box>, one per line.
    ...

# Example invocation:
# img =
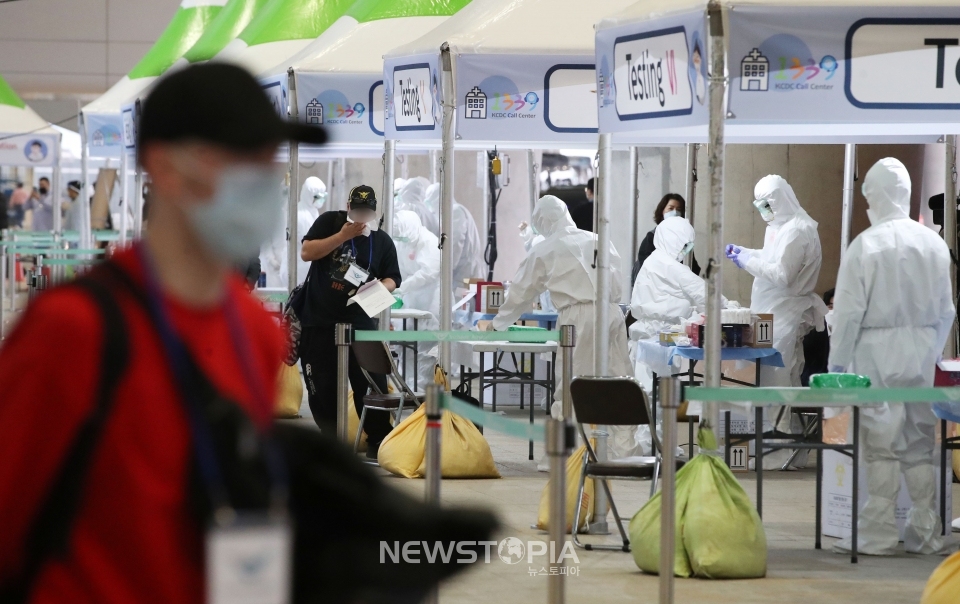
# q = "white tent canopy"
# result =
<box><xmin>0</xmin><ymin>98</ymin><xmax>58</xmax><ymax>169</ymax></box>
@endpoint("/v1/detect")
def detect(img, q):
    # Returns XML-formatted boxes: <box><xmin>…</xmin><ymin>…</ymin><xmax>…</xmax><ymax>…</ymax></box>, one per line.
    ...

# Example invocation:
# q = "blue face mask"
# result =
<box><xmin>663</xmin><ymin>210</ymin><xmax>679</xmax><ymax>219</ymax></box>
<box><xmin>185</xmin><ymin>165</ymin><xmax>285</xmax><ymax>264</ymax></box>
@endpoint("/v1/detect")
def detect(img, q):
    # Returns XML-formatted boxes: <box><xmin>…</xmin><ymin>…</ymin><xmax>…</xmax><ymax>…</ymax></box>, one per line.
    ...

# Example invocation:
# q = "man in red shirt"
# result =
<box><xmin>0</xmin><ymin>64</ymin><xmax>325</xmax><ymax>603</ymax></box>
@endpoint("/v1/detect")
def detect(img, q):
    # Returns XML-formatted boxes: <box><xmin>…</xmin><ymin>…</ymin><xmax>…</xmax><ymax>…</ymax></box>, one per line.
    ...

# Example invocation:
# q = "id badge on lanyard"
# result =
<box><xmin>136</xmin><ymin>245</ymin><xmax>292</xmax><ymax>604</ymax></box>
<box><xmin>208</xmin><ymin>513</ymin><xmax>292</xmax><ymax>604</ymax></box>
<box><xmin>344</xmin><ymin>238</ymin><xmax>373</xmax><ymax>286</ymax></box>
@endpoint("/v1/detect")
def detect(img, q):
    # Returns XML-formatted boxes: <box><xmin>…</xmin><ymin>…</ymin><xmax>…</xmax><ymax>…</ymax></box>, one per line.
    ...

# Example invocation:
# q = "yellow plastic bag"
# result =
<box><xmin>274</xmin><ymin>364</ymin><xmax>303</xmax><ymax>419</ymax></box>
<box><xmin>536</xmin><ymin>444</ymin><xmax>595</xmax><ymax>533</ymax></box>
<box><xmin>630</xmin><ymin>428</ymin><xmax>766</xmax><ymax>579</ymax></box>
<box><xmin>922</xmin><ymin>550</ymin><xmax>960</xmax><ymax>604</ymax></box>
<box><xmin>377</xmin><ymin>406</ymin><xmax>500</xmax><ymax>479</ymax></box>
<box><xmin>346</xmin><ymin>392</ymin><xmax>368</xmax><ymax>452</ymax></box>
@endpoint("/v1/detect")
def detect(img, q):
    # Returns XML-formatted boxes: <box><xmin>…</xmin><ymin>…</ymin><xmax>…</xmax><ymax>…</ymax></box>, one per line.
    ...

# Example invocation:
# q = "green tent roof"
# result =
<box><xmin>346</xmin><ymin>0</ymin><xmax>471</xmax><ymax>23</ymax></box>
<box><xmin>237</xmin><ymin>0</ymin><xmax>356</xmax><ymax>47</ymax></box>
<box><xmin>0</xmin><ymin>74</ymin><xmax>25</xmax><ymax>109</ymax></box>
<box><xmin>128</xmin><ymin>1</ymin><xmax>226</xmax><ymax>79</ymax></box>
<box><xmin>182</xmin><ymin>0</ymin><xmax>272</xmax><ymax>63</ymax></box>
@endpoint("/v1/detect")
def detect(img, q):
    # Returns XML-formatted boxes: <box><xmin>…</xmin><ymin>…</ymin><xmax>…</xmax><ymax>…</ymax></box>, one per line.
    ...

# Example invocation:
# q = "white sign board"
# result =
<box><xmin>393</xmin><ymin>64</ymin><xmax>435</xmax><ymax>132</ymax></box>
<box><xmin>613</xmin><ymin>27</ymin><xmax>695</xmax><ymax>121</ymax></box>
<box><xmin>847</xmin><ymin>21</ymin><xmax>960</xmax><ymax>108</ymax></box>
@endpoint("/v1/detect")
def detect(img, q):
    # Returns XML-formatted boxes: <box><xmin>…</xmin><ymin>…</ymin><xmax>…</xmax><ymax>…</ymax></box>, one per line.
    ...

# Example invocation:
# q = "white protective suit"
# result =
<box><xmin>261</xmin><ymin>210</ymin><xmax>288</xmax><ymax>290</ymax></box>
<box><xmin>295</xmin><ymin>177</ymin><xmax>326</xmax><ymax>285</ymax></box>
<box><xmin>731</xmin><ymin>175</ymin><xmax>827</xmax><ymax>387</ymax></box>
<box><xmin>424</xmin><ymin>183</ymin><xmax>487</xmax><ymax>285</ymax></box>
<box><xmin>492</xmin><ymin>196</ymin><xmax>639</xmax><ymax>459</ymax></box>
<box><xmin>393</xmin><ymin>210</ymin><xmax>441</xmax><ymax>387</ymax></box>
<box><xmin>630</xmin><ymin>217</ymin><xmax>716</xmax><ymax>339</ymax></box>
<box><xmin>396</xmin><ymin>177</ymin><xmax>436</xmax><ymax>235</ymax></box>
<box><xmin>728</xmin><ymin>176</ymin><xmax>827</xmax><ymax>469</ymax></box>
<box><xmin>830</xmin><ymin>158</ymin><xmax>955</xmax><ymax>556</ymax></box>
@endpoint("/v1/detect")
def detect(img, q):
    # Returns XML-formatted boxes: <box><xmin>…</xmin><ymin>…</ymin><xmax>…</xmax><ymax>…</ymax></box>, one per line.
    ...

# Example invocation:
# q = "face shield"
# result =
<box><xmin>753</xmin><ymin>195</ymin><xmax>775</xmax><ymax>222</ymax></box>
<box><xmin>313</xmin><ymin>191</ymin><xmax>327</xmax><ymax>208</ymax></box>
<box><xmin>676</xmin><ymin>241</ymin><xmax>695</xmax><ymax>262</ymax></box>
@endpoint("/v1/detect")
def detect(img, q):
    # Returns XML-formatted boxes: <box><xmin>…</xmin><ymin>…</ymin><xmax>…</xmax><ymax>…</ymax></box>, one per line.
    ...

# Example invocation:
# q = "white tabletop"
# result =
<box><xmin>391</xmin><ymin>309</ymin><xmax>434</xmax><ymax>320</ymax></box>
<box><xmin>452</xmin><ymin>340</ymin><xmax>558</xmax><ymax>369</ymax></box>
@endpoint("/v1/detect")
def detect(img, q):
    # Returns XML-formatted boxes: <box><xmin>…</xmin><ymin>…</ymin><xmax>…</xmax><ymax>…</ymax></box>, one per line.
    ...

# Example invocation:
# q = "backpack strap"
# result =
<box><xmin>0</xmin><ymin>265</ymin><xmax>130</xmax><ymax>604</ymax></box>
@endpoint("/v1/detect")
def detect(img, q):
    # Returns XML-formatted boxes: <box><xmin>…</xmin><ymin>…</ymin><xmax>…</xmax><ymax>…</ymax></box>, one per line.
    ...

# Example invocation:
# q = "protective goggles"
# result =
<box><xmin>752</xmin><ymin>196</ymin><xmax>775</xmax><ymax>221</ymax></box>
<box><xmin>677</xmin><ymin>242</ymin><xmax>695</xmax><ymax>262</ymax></box>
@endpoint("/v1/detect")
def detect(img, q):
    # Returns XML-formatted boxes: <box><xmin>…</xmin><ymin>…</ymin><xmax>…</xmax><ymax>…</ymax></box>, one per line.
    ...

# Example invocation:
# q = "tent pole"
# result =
<box><xmin>703</xmin><ymin>0</ymin><xmax>727</xmax><ymax>434</ymax></box>
<box><xmin>52</xmin><ymin>135</ymin><xmax>62</xmax><ymax>236</ymax></box>
<box><xmin>945</xmin><ymin>135</ymin><xmax>958</xmax><ymax>359</ymax></box>
<box><xmin>287</xmin><ymin>68</ymin><xmax>300</xmax><ymax>293</ymax></box>
<box><xmin>79</xmin><ymin>113</ymin><xmax>92</xmax><ymax>251</ymax></box>
<box><xmin>429</xmin><ymin>149</ymin><xmax>439</xmax><ymax>183</ymax></box>
<box><xmin>840</xmin><ymin>144</ymin><xmax>856</xmax><ymax>257</ymax></box>
<box><xmin>590</xmin><ymin>132</ymin><xmax>614</xmax><ymax>535</ymax></box>
<box><xmin>439</xmin><ymin>43</ymin><xmax>456</xmax><ymax>381</ymax></box>
<box><xmin>629</xmin><ymin>147</ymin><xmax>639</xmax><ymax>270</ymax></box>
<box><xmin>337</xmin><ymin>158</ymin><xmax>347</xmax><ymax>211</ymax></box>
<box><xmin>380</xmin><ymin>139</ymin><xmax>397</xmax><ymax>328</ymax></box>
<box><xmin>684</xmin><ymin>143</ymin><xmax>699</xmax><ymax>269</ymax></box>
<box><xmin>133</xmin><ymin>100</ymin><xmax>144</xmax><ymax>239</ymax></box>
<box><xmin>119</xmin><ymin>147</ymin><xmax>129</xmax><ymax>247</ymax></box>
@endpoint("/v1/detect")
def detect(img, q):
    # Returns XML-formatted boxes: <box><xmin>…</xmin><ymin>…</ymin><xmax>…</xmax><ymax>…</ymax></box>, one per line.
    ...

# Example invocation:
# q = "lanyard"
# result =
<box><xmin>348</xmin><ymin>236</ymin><xmax>373</xmax><ymax>271</ymax></box>
<box><xmin>135</xmin><ymin>245</ymin><xmax>287</xmax><ymax>518</ymax></box>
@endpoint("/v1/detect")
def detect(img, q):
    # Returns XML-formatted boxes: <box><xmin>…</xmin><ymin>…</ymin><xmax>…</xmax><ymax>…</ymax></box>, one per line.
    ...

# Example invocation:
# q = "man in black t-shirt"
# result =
<box><xmin>300</xmin><ymin>185</ymin><xmax>402</xmax><ymax>456</ymax></box>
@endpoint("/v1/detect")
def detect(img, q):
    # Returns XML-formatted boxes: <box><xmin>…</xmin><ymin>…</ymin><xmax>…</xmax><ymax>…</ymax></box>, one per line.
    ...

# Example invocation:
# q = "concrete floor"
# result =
<box><xmin>290</xmin><ymin>401</ymin><xmax>958</xmax><ymax>604</ymax></box>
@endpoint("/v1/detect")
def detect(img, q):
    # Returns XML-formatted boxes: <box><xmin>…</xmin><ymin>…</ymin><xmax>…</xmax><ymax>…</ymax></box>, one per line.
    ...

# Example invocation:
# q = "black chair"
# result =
<box><xmin>351</xmin><ymin>341</ymin><xmax>425</xmax><ymax>454</ymax></box>
<box><xmin>569</xmin><ymin>376</ymin><xmax>686</xmax><ymax>552</ymax></box>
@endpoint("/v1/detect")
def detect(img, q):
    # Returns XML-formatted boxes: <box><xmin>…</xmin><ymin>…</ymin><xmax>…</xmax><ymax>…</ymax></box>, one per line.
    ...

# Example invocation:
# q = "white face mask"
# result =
<box><xmin>313</xmin><ymin>192</ymin><xmax>327</xmax><ymax>209</ymax></box>
<box><xmin>185</xmin><ymin>165</ymin><xmax>285</xmax><ymax>264</ymax></box>
<box><xmin>347</xmin><ymin>208</ymin><xmax>379</xmax><ymax>236</ymax></box>
<box><xmin>663</xmin><ymin>210</ymin><xmax>679</xmax><ymax>219</ymax></box>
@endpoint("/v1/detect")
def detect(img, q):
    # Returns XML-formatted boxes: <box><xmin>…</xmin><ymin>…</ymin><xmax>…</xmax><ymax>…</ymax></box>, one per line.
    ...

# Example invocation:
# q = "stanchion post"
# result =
<box><xmin>335</xmin><ymin>323</ymin><xmax>353</xmax><ymax>443</ymax></box>
<box><xmin>424</xmin><ymin>384</ymin><xmax>443</xmax><ymax>604</ymax></box>
<box><xmin>658</xmin><ymin>377</ymin><xmax>681</xmax><ymax>604</ymax></box>
<box><xmin>560</xmin><ymin>325</ymin><xmax>576</xmax><ymax>420</ymax></box>
<box><xmin>546</xmin><ymin>418</ymin><xmax>571</xmax><ymax>604</ymax></box>
<box><xmin>425</xmin><ymin>385</ymin><xmax>442</xmax><ymax>504</ymax></box>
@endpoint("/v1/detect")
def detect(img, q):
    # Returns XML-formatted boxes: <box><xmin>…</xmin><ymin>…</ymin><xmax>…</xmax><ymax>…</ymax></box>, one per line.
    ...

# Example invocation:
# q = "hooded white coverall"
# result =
<box><xmin>424</xmin><ymin>183</ymin><xmax>487</xmax><ymax>285</ymax></box>
<box><xmin>396</xmin><ymin>177</ymin><xmax>436</xmax><ymax>235</ymax></box>
<box><xmin>393</xmin><ymin>210</ymin><xmax>441</xmax><ymax>387</ymax></box>
<box><xmin>492</xmin><ymin>196</ymin><xmax>638</xmax><ymax>458</ymax></box>
<box><xmin>730</xmin><ymin>175</ymin><xmax>827</xmax><ymax>387</ymax></box>
<box><xmin>295</xmin><ymin>177</ymin><xmax>327</xmax><ymax>285</ymax></box>
<box><xmin>830</xmin><ymin>158</ymin><xmax>955</xmax><ymax>556</ymax></box>
<box><xmin>630</xmin><ymin>217</ymin><xmax>715</xmax><ymax>340</ymax></box>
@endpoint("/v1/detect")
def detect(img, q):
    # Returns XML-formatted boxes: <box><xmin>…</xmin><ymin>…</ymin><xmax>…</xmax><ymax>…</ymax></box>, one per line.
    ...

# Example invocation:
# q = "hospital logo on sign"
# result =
<box><xmin>740</xmin><ymin>48</ymin><xmax>770</xmax><ymax>91</ymax></box>
<box><xmin>465</xmin><ymin>86</ymin><xmax>487</xmax><ymax>119</ymax></box>
<box><xmin>306</xmin><ymin>99</ymin><xmax>324</xmax><ymax>124</ymax></box>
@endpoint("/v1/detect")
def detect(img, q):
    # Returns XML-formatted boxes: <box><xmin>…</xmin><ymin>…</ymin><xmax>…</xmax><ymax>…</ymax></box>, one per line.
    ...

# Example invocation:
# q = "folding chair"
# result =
<box><xmin>569</xmin><ymin>376</ymin><xmax>685</xmax><ymax>552</ymax></box>
<box><xmin>351</xmin><ymin>341</ymin><xmax>425</xmax><ymax>453</ymax></box>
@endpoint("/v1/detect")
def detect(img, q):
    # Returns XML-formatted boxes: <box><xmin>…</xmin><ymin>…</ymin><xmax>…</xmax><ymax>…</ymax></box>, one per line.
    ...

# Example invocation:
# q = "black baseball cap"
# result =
<box><xmin>138</xmin><ymin>63</ymin><xmax>327</xmax><ymax>152</ymax></box>
<box><xmin>348</xmin><ymin>185</ymin><xmax>377</xmax><ymax>211</ymax></box>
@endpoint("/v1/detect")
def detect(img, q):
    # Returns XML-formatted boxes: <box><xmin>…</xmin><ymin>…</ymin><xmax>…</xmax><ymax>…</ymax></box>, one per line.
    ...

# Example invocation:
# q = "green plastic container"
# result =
<box><xmin>507</xmin><ymin>325</ymin><xmax>547</xmax><ymax>331</ymax></box>
<box><xmin>391</xmin><ymin>296</ymin><xmax>404</xmax><ymax>309</ymax></box>
<box><xmin>809</xmin><ymin>373</ymin><xmax>871</xmax><ymax>389</ymax></box>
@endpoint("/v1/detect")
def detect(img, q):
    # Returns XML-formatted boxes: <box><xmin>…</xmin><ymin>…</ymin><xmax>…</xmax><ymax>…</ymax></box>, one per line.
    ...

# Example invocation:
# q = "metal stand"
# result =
<box><xmin>438</xmin><ymin>43</ymin><xmax>456</xmax><ymax>379</ymax></box>
<box><xmin>286</xmin><ymin>68</ymin><xmax>301</xmax><ymax>294</ymax></box>
<box><xmin>559</xmin><ymin>325</ymin><xmax>576</xmax><ymax>420</ymax></box>
<box><xmin>945</xmin><ymin>135</ymin><xmax>958</xmax><ymax>358</ymax></box>
<box><xmin>658</xmin><ymin>377</ymin><xmax>681</xmax><ymax>604</ymax></box>
<box><xmin>546</xmin><ymin>418</ymin><xmax>571</xmax><ymax>604</ymax></box>
<box><xmin>379</xmin><ymin>139</ymin><xmax>396</xmax><ymax>328</ymax></box>
<box><xmin>336</xmin><ymin>323</ymin><xmax>354</xmax><ymax>443</ymax></box>
<box><xmin>423</xmin><ymin>385</ymin><xmax>442</xmax><ymax>604</ymax></box>
<box><xmin>702</xmin><ymin>0</ymin><xmax>727</xmax><ymax>434</ymax></box>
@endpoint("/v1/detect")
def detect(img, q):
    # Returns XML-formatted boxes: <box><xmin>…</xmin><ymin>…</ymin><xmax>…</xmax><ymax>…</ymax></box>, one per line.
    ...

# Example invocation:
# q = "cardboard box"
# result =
<box><xmin>473</xmin><ymin>281</ymin><xmax>503</xmax><ymax>313</ymax></box>
<box><xmin>820</xmin><ymin>411</ymin><xmax>953</xmax><ymax>539</ymax></box>
<box><xmin>744</xmin><ymin>313</ymin><xmax>774</xmax><ymax>348</ymax></box>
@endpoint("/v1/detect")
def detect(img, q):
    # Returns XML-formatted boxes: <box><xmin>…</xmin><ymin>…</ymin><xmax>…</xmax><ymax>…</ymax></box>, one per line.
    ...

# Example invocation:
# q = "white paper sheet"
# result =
<box><xmin>347</xmin><ymin>280</ymin><xmax>396</xmax><ymax>317</ymax></box>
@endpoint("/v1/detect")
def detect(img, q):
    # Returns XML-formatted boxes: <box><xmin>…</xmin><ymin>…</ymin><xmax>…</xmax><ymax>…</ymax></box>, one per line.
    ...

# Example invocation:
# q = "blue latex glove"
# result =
<box><xmin>724</xmin><ymin>244</ymin><xmax>739</xmax><ymax>259</ymax></box>
<box><xmin>731</xmin><ymin>248</ymin><xmax>752</xmax><ymax>269</ymax></box>
<box><xmin>828</xmin><ymin>364</ymin><xmax>846</xmax><ymax>374</ymax></box>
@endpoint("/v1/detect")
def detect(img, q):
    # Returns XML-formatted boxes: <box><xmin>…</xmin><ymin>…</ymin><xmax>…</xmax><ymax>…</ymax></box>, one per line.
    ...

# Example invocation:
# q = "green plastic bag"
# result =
<box><xmin>809</xmin><ymin>372</ymin><xmax>871</xmax><ymax>389</ymax></box>
<box><xmin>507</xmin><ymin>325</ymin><xmax>546</xmax><ymax>331</ymax></box>
<box><xmin>629</xmin><ymin>428</ymin><xmax>767</xmax><ymax>579</ymax></box>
